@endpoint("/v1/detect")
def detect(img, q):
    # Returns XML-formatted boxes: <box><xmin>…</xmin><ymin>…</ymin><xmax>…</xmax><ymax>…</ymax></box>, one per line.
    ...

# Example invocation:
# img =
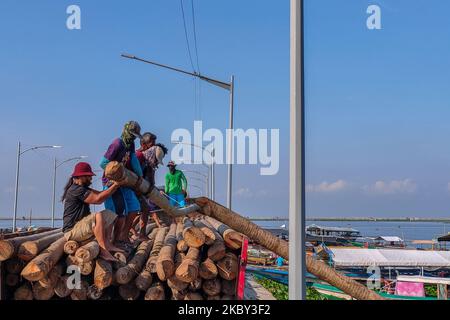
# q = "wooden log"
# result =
<box><xmin>17</xmin><ymin>232</ymin><xmax>64</xmax><ymax>262</ymax></box>
<box><xmin>167</xmin><ymin>275</ymin><xmax>189</xmax><ymax>291</ymax></box>
<box><xmin>202</xmin><ymin>278</ymin><xmax>222</xmax><ymax>296</ymax></box>
<box><xmin>75</xmin><ymin>240</ymin><xmax>99</xmax><ymax>263</ymax></box>
<box><xmin>193</xmin><ymin>220</ymin><xmax>216</xmax><ymax>245</ymax></box>
<box><xmin>176</xmin><ymin>239</ymin><xmax>188</xmax><ymax>253</ymax></box>
<box><xmin>156</xmin><ymin>223</ymin><xmax>177</xmax><ymax>281</ymax></box>
<box><xmin>65</xmin><ymin>254</ymin><xmax>78</xmax><ymax>267</ymax></box>
<box><xmin>144</xmin><ymin>282</ymin><xmax>165</xmax><ymax>300</ymax></box>
<box><xmin>199</xmin><ymin>258</ymin><xmax>218</xmax><ymax>280</ymax></box>
<box><xmin>146</xmin><ymin>227</ymin><xmax>167</xmax><ymax>273</ymax></box>
<box><xmin>54</xmin><ymin>275</ymin><xmax>73</xmax><ymax>298</ymax></box>
<box><xmin>5</xmin><ymin>258</ymin><xmax>25</xmax><ymax>274</ymax></box>
<box><xmin>176</xmin><ymin>221</ymin><xmax>188</xmax><ymax>252</ymax></box>
<box><xmin>189</xmin><ymin>277</ymin><xmax>202</xmax><ymax>291</ymax></box>
<box><xmin>182</xmin><ymin>217</ymin><xmax>205</xmax><ymax>248</ymax></box>
<box><xmin>221</xmin><ymin>279</ymin><xmax>236</xmax><ymax>296</ymax></box>
<box><xmin>201</xmin><ymin>218</ymin><xmax>226</xmax><ymax>261</ymax></box>
<box><xmin>119</xmin><ymin>282</ymin><xmax>140</xmax><ymax>300</ymax></box>
<box><xmin>14</xmin><ymin>283</ymin><xmax>33</xmax><ymax>300</ymax></box>
<box><xmin>79</xmin><ymin>260</ymin><xmax>94</xmax><ymax>276</ymax></box>
<box><xmin>203</xmin><ymin>216</ymin><xmax>243</xmax><ymax>250</ymax></box>
<box><xmin>21</xmin><ymin>237</ymin><xmax>66</xmax><ymax>281</ymax></box>
<box><xmin>1</xmin><ymin>227</ymin><xmax>55</xmax><ymax>240</ymax></box>
<box><xmin>145</xmin><ymin>223</ymin><xmax>157</xmax><ymax>236</ymax></box>
<box><xmin>87</xmin><ymin>285</ymin><xmax>103</xmax><ymax>300</ymax></box>
<box><xmin>32</xmin><ymin>281</ymin><xmax>55</xmax><ymax>300</ymax></box>
<box><xmin>0</xmin><ymin>229</ymin><xmax>61</xmax><ymax>262</ymax></box>
<box><xmin>116</xmin><ymin>240</ymin><xmax>153</xmax><ymax>284</ymax></box>
<box><xmin>6</xmin><ymin>273</ymin><xmax>19</xmax><ymax>287</ymax></box>
<box><xmin>171</xmin><ymin>288</ymin><xmax>187</xmax><ymax>300</ymax></box>
<box><xmin>217</xmin><ymin>252</ymin><xmax>239</xmax><ymax>281</ymax></box>
<box><xmin>135</xmin><ymin>270</ymin><xmax>153</xmax><ymax>291</ymax></box>
<box><xmin>113</xmin><ymin>251</ymin><xmax>129</xmax><ymax>270</ymax></box>
<box><xmin>63</xmin><ymin>240</ymin><xmax>79</xmax><ymax>255</ymax></box>
<box><xmin>94</xmin><ymin>259</ymin><xmax>113</xmax><ymax>290</ymax></box>
<box><xmin>39</xmin><ymin>264</ymin><xmax>63</xmax><ymax>288</ymax></box>
<box><xmin>175</xmin><ymin>247</ymin><xmax>200</xmax><ymax>283</ymax></box>
<box><xmin>185</xmin><ymin>292</ymin><xmax>203</xmax><ymax>300</ymax></box>
<box><xmin>174</xmin><ymin>251</ymin><xmax>185</xmax><ymax>268</ymax></box>
<box><xmin>70</xmin><ymin>280</ymin><xmax>88</xmax><ymax>300</ymax></box>
<box><xmin>65</xmin><ymin>255</ymin><xmax>93</xmax><ymax>275</ymax></box>
<box><xmin>104</xmin><ymin>161</ymin><xmax>200</xmax><ymax>217</ymax></box>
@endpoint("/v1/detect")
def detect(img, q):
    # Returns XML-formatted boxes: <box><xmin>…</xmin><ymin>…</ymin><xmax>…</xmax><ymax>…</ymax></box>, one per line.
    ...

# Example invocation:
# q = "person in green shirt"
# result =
<box><xmin>165</xmin><ymin>161</ymin><xmax>188</xmax><ymax>207</ymax></box>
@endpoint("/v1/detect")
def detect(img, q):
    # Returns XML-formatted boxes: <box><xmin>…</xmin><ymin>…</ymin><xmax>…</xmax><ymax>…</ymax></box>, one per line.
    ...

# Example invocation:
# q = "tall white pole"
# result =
<box><xmin>226</xmin><ymin>75</ymin><xmax>235</xmax><ymax>209</ymax></box>
<box><xmin>289</xmin><ymin>0</ymin><xmax>305</xmax><ymax>300</ymax></box>
<box><xmin>12</xmin><ymin>141</ymin><xmax>21</xmax><ymax>232</ymax></box>
<box><xmin>51</xmin><ymin>158</ymin><xmax>57</xmax><ymax>228</ymax></box>
<box><xmin>211</xmin><ymin>142</ymin><xmax>215</xmax><ymax>201</ymax></box>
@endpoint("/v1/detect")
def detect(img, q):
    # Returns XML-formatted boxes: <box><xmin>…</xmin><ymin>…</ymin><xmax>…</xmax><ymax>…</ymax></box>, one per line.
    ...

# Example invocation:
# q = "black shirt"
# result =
<box><xmin>63</xmin><ymin>183</ymin><xmax>92</xmax><ymax>232</ymax></box>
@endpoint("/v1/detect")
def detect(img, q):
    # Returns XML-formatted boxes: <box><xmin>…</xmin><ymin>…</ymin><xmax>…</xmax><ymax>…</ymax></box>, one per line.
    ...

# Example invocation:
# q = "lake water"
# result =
<box><xmin>2</xmin><ymin>219</ymin><xmax>449</xmax><ymax>243</ymax></box>
<box><xmin>255</xmin><ymin>220</ymin><xmax>450</xmax><ymax>243</ymax></box>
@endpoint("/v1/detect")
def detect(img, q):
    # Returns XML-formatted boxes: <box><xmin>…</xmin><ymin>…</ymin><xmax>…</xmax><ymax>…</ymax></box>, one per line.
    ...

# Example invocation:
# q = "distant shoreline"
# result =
<box><xmin>1</xmin><ymin>217</ymin><xmax>450</xmax><ymax>223</ymax></box>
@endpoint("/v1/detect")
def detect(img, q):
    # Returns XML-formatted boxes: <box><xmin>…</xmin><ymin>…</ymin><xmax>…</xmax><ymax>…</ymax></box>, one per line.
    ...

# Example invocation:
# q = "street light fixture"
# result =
<box><xmin>188</xmin><ymin>184</ymin><xmax>203</xmax><ymax>197</ymax></box>
<box><xmin>51</xmin><ymin>156</ymin><xmax>88</xmax><ymax>228</ymax></box>
<box><xmin>171</xmin><ymin>141</ymin><xmax>215</xmax><ymax>201</ymax></box>
<box><xmin>122</xmin><ymin>54</ymin><xmax>230</xmax><ymax>206</ymax></box>
<box><xmin>12</xmin><ymin>142</ymin><xmax>62</xmax><ymax>231</ymax></box>
<box><xmin>184</xmin><ymin>170</ymin><xmax>209</xmax><ymax>198</ymax></box>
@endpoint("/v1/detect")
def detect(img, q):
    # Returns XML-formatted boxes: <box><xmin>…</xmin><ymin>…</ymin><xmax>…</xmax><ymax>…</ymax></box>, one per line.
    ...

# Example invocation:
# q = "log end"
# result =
<box><xmin>0</xmin><ymin>241</ymin><xmax>15</xmax><ymax>262</ymax></box>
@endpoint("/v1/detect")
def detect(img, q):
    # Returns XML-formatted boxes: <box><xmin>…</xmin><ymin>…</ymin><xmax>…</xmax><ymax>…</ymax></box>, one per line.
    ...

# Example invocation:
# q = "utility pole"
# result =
<box><xmin>289</xmin><ymin>0</ymin><xmax>306</xmax><ymax>300</ymax></box>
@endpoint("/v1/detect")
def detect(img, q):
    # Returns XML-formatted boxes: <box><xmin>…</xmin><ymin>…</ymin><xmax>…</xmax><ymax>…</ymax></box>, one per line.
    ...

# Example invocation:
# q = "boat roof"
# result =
<box><xmin>411</xmin><ymin>240</ymin><xmax>438</xmax><ymax>245</ymax></box>
<box><xmin>374</xmin><ymin>236</ymin><xmax>404</xmax><ymax>242</ymax></box>
<box><xmin>306</xmin><ymin>224</ymin><xmax>359</xmax><ymax>233</ymax></box>
<box><xmin>330</xmin><ymin>248</ymin><xmax>450</xmax><ymax>268</ymax></box>
<box><xmin>396</xmin><ymin>275</ymin><xmax>450</xmax><ymax>285</ymax></box>
<box><xmin>438</xmin><ymin>234</ymin><xmax>450</xmax><ymax>242</ymax></box>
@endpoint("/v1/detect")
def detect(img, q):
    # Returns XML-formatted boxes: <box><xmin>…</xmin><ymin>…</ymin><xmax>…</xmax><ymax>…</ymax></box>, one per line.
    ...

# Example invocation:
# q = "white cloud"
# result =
<box><xmin>363</xmin><ymin>179</ymin><xmax>417</xmax><ymax>195</ymax></box>
<box><xmin>234</xmin><ymin>188</ymin><xmax>270</xmax><ymax>199</ymax></box>
<box><xmin>306</xmin><ymin>180</ymin><xmax>348</xmax><ymax>193</ymax></box>
<box><xmin>234</xmin><ymin>187</ymin><xmax>253</xmax><ymax>198</ymax></box>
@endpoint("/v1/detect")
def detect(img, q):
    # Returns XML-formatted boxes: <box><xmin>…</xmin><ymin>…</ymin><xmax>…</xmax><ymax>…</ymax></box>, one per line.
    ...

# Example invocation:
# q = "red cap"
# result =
<box><xmin>71</xmin><ymin>162</ymin><xmax>96</xmax><ymax>177</ymax></box>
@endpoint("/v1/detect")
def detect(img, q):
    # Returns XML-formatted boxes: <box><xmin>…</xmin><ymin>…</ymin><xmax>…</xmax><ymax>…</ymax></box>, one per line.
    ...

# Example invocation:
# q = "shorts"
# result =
<box><xmin>64</xmin><ymin>210</ymin><xmax>117</xmax><ymax>242</ymax></box>
<box><xmin>104</xmin><ymin>186</ymin><xmax>140</xmax><ymax>217</ymax></box>
<box><xmin>168</xmin><ymin>193</ymin><xmax>185</xmax><ymax>208</ymax></box>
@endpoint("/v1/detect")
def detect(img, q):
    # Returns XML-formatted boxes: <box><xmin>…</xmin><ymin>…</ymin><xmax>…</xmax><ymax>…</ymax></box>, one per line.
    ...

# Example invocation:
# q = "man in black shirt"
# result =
<box><xmin>62</xmin><ymin>162</ymin><xmax>125</xmax><ymax>261</ymax></box>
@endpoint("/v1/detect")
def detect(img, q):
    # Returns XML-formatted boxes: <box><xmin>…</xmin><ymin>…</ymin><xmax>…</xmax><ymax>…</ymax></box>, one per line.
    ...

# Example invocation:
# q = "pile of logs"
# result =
<box><xmin>0</xmin><ymin>214</ymin><xmax>243</xmax><ymax>300</ymax></box>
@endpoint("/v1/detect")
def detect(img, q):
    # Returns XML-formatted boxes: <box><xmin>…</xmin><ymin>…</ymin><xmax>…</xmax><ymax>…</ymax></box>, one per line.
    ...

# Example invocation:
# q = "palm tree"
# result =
<box><xmin>194</xmin><ymin>197</ymin><xmax>385</xmax><ymax>300</ymax></box>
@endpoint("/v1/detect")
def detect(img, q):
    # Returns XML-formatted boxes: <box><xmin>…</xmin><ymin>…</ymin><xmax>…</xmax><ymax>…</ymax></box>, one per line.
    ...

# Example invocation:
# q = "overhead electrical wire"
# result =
<box><xmin>191</xmin><ymin>0</ymin><xmax>201</xmax><ymax>74</ymax></box>
<box><xmin>180</xmin><ymin>0</ymin><xmax>196</xmax><ymax>73</ymax></box>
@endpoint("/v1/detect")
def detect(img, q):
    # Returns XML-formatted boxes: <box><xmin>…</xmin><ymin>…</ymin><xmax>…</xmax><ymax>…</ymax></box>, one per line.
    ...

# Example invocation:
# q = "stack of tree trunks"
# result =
<box><xmin>0</xmin><ymin>214</ymin><xmax>243</xmax><ymax>300</ymax></box>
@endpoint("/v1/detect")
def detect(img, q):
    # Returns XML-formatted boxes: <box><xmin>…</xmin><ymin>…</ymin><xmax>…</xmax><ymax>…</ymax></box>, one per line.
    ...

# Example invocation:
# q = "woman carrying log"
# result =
<box><xmin>61</xmin><ymin>162</ymin><xmax>125</xmax><ymax>261</ymax></box>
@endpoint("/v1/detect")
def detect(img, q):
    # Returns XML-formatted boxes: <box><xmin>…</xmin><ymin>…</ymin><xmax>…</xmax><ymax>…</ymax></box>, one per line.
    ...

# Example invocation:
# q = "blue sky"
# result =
<box><xmin>0</xmin><ymin>0</ymin><xmax>450</xmax><ymax>220</ymax></box>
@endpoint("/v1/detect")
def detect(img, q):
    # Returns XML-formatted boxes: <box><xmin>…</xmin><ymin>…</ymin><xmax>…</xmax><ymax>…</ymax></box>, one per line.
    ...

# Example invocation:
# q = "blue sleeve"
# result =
<box><xmin>99</xmin><ymin>157</ymin><xmax>110</xmax><ymax>170</ymax></box>
<box><xmin>130</xmin><ymin>152</ymin><xmax>143</xmax><ymax>177</ymax></box>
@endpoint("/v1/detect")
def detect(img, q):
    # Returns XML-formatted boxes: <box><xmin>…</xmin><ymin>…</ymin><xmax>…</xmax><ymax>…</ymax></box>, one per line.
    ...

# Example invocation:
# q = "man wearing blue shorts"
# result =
<box><xmin>100</xmin><ymin>121</ymin><xmax>143</xmax><ymax>246</ymax></box>
<box><xmin>165</xmin><ymin>161</ymin><xmax>188</xmax><ymax>207</ymax></box>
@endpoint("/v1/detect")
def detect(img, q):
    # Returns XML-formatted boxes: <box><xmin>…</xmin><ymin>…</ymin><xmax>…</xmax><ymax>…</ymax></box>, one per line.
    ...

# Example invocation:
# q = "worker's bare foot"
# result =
<box><xmin>99</xmin><ymin>249</ymin><xmax>118</xmax><ymax>262</ymax></box>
